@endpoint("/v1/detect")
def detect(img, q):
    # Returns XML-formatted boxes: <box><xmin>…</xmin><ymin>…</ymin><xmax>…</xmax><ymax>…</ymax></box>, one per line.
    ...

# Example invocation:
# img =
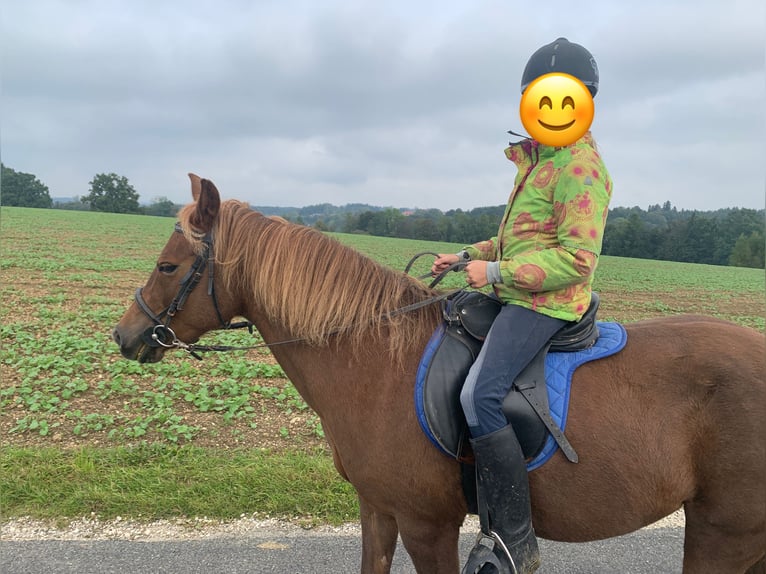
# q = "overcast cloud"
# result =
<box><xmin>2</xmin><ymin>0</ymin><xmax>764</xmax><ymax>211</ymax></box>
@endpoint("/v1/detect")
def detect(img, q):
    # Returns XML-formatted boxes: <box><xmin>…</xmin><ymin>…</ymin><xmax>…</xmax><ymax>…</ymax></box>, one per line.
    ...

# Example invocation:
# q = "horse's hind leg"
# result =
<box><xmin>359</xmin><ymin>496</ymin><xmax>399</xmax><ymax>574</ymax></box>
<box><xmin>683</xmin><ymin>498</ymin><xmax>765</xmax><ymax>573</ymax></box>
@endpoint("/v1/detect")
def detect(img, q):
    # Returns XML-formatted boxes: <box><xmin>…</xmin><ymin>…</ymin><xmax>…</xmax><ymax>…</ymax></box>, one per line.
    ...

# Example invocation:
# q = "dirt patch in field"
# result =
<box><xmin>596</xmin><ymin>288</ymin><xmax>763</xmax><ymax>326</ymax></box>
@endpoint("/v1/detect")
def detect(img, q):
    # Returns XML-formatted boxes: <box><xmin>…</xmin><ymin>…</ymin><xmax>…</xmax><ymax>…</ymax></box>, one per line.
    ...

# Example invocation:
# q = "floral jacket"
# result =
<box><xmin>465</xmin><ymin>132</ymin><xmax>612</xmax><ymax>322</ymax></box>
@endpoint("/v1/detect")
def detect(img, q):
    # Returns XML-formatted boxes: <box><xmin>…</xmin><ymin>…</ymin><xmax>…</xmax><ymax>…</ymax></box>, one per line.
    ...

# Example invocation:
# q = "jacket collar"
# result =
<box><xmin>505</xmin><ymin>131</ymin><xmax>594</xmax><ymax>167</ymax></box>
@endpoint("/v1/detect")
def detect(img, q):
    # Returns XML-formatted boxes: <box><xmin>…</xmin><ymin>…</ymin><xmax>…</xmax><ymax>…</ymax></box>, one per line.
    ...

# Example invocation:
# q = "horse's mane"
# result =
<box><xmin>178</xmin><ymin>200</ymin><xmax>441</xmax><ymax>360</ymax></box>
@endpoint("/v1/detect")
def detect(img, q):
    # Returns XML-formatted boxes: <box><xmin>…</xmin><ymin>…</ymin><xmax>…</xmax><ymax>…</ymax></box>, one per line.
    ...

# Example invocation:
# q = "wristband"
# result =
<box><xmin>486</xmin><ymin>261</ymin><xmax>503</xmax><ymax>284</ymax></box>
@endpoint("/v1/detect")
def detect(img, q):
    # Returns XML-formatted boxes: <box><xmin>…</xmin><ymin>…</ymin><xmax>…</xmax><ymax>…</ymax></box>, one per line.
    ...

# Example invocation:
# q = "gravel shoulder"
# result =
<box><xmin>1</xmin><ymin>510</ymin><xmax>685</xmax><ymax>542</ymax></box>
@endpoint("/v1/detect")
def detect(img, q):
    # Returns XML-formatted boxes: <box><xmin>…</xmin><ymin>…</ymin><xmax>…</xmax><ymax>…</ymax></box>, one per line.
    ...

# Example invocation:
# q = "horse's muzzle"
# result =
<box><xmin>112</xmin><ymin>326</ymin><xmax>165</xmax><ymax>363</ymax></box>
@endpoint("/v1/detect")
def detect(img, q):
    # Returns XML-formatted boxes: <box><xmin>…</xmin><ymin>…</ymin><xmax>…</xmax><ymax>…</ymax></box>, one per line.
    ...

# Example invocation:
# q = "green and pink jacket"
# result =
<box><xmin>465</xmin><ymin>132</ymin><xmax>612</xmax><ymax>322</ymax></box>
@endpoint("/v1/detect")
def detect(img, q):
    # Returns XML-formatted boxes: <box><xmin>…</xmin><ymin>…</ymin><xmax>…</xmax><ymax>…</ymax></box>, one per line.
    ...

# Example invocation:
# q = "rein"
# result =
<box><xmin>134</xmin><ymin>227</ymin><xmax>462</xmax><ymax>360</ymax></box>
<box><xmin>403</xmin><ymin>251</ymin><xmax>468</xmax><ymax>287</ymax></box>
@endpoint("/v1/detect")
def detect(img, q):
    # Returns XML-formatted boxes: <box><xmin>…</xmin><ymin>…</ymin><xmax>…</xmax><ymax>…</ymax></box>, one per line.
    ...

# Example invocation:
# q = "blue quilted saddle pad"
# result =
<box><xmin>526</xmin><ymin>321</ymin><xmax>627</xmax><ymax>470</ymax></box>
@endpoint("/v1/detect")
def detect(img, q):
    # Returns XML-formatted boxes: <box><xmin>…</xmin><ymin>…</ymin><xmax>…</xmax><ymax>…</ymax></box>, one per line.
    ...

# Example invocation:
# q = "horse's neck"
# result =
<box><xmin>246</xmin><ymin>306</ymin><xmax>424</xmax><ymax>420</ymax></box>
<box><xmin>250</xmin><ymin>321</ymin><xmax>341</xmax><ymax>410</ymax></box>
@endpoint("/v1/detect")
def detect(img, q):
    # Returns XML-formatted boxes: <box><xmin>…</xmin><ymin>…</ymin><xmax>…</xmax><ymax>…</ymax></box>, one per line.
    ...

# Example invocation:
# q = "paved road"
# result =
<box><xmin>1</xmin><ymin>527</ymin><xmax>684</xmax><ymax>573</ymax></box>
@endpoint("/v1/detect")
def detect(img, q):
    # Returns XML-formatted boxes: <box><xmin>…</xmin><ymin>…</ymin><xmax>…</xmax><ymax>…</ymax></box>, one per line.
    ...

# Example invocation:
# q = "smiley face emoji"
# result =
<box><xmin>519</xmin><ymin>72</ymin><xmax>594</xmax><ymax>147</ymax></box>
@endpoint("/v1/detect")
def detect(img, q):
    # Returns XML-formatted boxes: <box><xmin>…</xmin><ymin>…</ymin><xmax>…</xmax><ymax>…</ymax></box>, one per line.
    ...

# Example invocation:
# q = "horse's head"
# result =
<box><xmin>113</xmin><ymin>174</ymin><xmax>238</xmax><ymax>363</ymax></box>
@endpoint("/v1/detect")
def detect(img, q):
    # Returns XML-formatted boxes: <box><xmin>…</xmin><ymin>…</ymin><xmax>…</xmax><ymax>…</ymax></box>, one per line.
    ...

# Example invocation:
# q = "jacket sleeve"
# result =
<box><xmin>497</xmin><ymin>161</ymin><xmax>611</xmax><ymax>291</ymax></box>
<box><xmin>464</xmin><ymin>238</ymin><xmax>498</xmax><ymax>261</ymax></box>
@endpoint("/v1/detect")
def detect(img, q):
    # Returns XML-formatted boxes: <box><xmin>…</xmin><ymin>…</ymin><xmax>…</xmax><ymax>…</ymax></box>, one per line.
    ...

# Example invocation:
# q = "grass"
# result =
<box><xmin>0</xmin><ymin>445</ymin><xmax>358</xmax><ymax>525</ymax></box>
<box><xmin>0</xmin><ymin>206</ymin><xmax>763</xmax><ymax>525</ymax></box>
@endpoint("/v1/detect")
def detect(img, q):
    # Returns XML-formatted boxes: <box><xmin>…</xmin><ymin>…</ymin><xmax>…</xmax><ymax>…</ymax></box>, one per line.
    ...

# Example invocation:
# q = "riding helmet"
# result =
<box><xmin>521</xmin><ymin>37</ymin><xmax>599</xmax><ymax>97</ymax></box>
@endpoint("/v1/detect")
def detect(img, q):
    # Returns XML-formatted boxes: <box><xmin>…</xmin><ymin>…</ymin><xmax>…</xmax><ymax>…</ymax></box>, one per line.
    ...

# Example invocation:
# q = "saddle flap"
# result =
<box><xmin>415</xmin><ymin>325</ymin><xmax>482</xmax><ymax>458</ymax></box>
<box><xmin>502</xmin><ymin>346</ymin><xmax>550</xmax><ymax>459</ymax></box>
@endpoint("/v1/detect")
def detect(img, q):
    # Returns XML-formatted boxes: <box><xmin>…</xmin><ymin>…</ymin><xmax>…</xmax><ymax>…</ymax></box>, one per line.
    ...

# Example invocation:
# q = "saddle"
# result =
<box><xmin>415</xmin><ymin>291</ymin><xmax>601</xmax><ymax>464</ymax></box>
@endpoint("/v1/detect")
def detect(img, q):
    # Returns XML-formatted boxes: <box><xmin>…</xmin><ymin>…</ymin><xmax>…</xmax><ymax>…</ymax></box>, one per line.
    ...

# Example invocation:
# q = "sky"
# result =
<box><xmin>2</xmin><ymin>0</ymin><xmax>764</xmax><ymax>212</ymax></box>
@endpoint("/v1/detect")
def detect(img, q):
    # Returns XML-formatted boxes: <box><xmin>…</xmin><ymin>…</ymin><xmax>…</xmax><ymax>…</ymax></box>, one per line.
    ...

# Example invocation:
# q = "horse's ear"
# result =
<box><xmin>188</xmin><ymin>175</ymin><xmax>220</xmax><ymax>232</ymax></box>
<box><xmin>188</xmin><ymin>173</ymin><xmax>203</xmax><ymax>201</ymax></box>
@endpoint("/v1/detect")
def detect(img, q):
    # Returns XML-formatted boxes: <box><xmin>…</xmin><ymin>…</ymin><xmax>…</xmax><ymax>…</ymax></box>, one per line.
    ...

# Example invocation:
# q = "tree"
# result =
<box><xmin>144</xmin><ymin>196</ymin><xmax>178</xmax><ymax>217</ymax></box>
<box><xmin>603</xmin><ymin>213</ymin><xmax>657</xmax><ymax>258</ymax></box>
<box><xmin>1</xmin><ymin>164</ymin><xmax>52</xmax><ymax>208</ymax></box>
<box><xmin>368</xmin><ymin>209</ymin><xmax>405</xmax><ymax>237</ymax></box>
<box><xmin>729</xmin><ymin>231</ymin><xmax>765</xmax><ymax>269</ymax></box>
<box><xmin>712</xmin><ymin>208</ymin><xmax>764</xmax><ymax>265</ymax></box>
<box><xmin>682</xmin><ymin>213</ymin><xmax>719</xmax><ymax>265</ymax></box>
<box><xmin>82</xmin><ymin>173</ymin><xmax>140</xmax><ymax>213</ymax></box>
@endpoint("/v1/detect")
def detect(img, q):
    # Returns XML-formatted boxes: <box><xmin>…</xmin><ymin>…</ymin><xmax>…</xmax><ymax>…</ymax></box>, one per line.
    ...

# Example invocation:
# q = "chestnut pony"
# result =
<box><xmin>113</xmin><ymin>175</ymin><xmax>765</xmax><ymax>574</ymax></box>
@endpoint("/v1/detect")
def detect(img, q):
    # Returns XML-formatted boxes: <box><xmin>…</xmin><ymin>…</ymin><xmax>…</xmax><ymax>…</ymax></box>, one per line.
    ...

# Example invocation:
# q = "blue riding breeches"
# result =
<box><xmin>460</xmin><ymin>303</ymin><xmax>566</xmax><ymax>438</ymax></box>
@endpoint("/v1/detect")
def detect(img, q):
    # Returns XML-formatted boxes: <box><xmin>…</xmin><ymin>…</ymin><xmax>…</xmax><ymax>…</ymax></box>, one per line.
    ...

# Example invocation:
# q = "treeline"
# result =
<box><xmin>602</xmin><ymin>204</ymin><xmax>764</xmax><ymax>268</ymax></box>
<box><xmin>257</xmin><ymin>204</ymin><xmax>505</xmax><ymax>242</ymax></box>
<box><xmin>53</xmin><ymin>195</ymin><xmax>179</xmax><ymax>217</ymax></box>
<box><xmin>3</xmin><ymin>163</ymin><xmax>763</xmax><ymax>268</ymax></box>
<box><xmin>267</xmin><ymin>202</ymin><xmax>765</xmax><ymax>269</ymax></box>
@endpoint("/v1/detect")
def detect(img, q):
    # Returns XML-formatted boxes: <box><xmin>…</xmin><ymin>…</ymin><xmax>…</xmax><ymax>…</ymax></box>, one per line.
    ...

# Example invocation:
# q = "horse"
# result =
<box><xmin>113</xmin><ymin>174</ymin><xmax>766</xmax><ymax>574</ymax></box>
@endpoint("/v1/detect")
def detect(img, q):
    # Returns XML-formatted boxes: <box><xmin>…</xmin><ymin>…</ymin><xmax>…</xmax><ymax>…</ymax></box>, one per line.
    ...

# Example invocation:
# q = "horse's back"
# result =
<box><xmin>617</xmin><ymin>314</ymin><xmax>764</xmax><ymax>436</ymax></box>
<box><xmin>634</xmin><ymin>314</ymin><xmax>763</xmax><ymax>382</ymax></box>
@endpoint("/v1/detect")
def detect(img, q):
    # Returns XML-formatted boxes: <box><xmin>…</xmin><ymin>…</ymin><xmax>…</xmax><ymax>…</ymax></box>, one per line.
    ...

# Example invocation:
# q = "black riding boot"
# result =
<box><xmin>462</xmin><ymin>424</ymin><xmax>540</xmax><ymax>574</ymax></box>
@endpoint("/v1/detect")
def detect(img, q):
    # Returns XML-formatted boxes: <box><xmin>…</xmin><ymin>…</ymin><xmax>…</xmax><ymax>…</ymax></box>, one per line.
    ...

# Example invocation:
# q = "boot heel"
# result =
<box><xmin>492</xmin><ymin>527</ymin><xmax>540</xmax><ymax>574</ymax></box>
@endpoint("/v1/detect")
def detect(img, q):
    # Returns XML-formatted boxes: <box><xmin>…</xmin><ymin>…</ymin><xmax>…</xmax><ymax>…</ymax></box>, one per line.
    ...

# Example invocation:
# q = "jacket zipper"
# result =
<box><xmin>498</xmin><ymin>144</ymin><xmax>539</xmax><ymax>257</ymax></box>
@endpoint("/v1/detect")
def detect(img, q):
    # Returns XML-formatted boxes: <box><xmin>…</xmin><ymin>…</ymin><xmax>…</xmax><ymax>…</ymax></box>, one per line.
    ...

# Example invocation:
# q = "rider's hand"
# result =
<box><xmin>431</xmin><ymin>253</ymin><xmax>460</xmax><ymax>276</ymax></box>
<box><xmin>465</xmin><ymin>261</ymin><xmax>489</xmax><ymax>289</ymax></box>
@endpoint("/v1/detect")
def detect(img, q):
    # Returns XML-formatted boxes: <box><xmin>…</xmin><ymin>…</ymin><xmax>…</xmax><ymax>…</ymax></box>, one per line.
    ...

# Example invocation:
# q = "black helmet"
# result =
<box><xmin>521</xmin><ymin>37</ymin><xmax>599</xmax><ymax>97</ymax></box>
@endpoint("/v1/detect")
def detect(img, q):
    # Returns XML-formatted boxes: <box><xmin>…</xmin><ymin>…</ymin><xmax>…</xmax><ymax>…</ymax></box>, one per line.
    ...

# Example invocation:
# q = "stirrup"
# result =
<box><xmin>461</xmin><ymin>533</ymin><xmax>513</xmax><ymax>574</ymax></box>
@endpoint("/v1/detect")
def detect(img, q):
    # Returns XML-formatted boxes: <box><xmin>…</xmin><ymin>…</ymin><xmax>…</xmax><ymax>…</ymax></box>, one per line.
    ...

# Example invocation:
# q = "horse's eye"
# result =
<box><xmin>157</xmin><ymin>263</ymin><xmax>179</xmax><ymax>275</ymax></box>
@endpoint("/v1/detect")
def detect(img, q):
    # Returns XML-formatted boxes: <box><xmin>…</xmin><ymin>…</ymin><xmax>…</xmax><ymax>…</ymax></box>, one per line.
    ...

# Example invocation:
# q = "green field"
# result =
<box><xmin>1</xmin><ymin>206</ymin><xmax>763</xmax><ymax>523</ymax></box>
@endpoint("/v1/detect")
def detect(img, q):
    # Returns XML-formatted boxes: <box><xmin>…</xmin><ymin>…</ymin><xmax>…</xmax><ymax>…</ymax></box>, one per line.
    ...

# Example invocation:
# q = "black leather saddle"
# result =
<box><xmin>417</xmin><ymin>290</ymin><xmax>600</xmax><ymax>463</ymax></box>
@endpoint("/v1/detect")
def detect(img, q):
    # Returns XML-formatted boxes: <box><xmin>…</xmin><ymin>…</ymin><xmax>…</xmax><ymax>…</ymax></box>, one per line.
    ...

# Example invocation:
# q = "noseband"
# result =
<box><xmin>134</xmin><ymin>223</ymin><xmax>236</xmax><ymax>360</ymax></box>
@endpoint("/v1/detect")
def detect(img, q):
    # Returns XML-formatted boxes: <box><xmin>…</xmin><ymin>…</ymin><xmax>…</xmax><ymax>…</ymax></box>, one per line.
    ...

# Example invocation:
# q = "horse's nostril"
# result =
<box><xmin>112</xmin><ymin>328</ymin><xmax>121</xmax><ymax>346</ymax></box>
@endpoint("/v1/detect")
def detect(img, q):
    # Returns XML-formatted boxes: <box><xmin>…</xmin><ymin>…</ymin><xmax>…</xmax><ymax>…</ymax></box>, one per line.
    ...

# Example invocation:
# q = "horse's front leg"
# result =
<box><xmin>359</xmin><ymin>495</ymin><xmax>399</xmax><ymax>574</ymax></box>
<box><xmin>397</xmin><ymin>514</ymin><xmax>461</xmax><ymax>574</ymax></box>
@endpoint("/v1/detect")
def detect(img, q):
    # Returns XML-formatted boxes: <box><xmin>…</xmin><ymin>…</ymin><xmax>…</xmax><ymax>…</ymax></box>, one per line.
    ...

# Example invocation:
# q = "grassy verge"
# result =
<box><xmin>0</xmin><ymin>445</ymin><xmax>359</xmax><ymax>526</ymax></box>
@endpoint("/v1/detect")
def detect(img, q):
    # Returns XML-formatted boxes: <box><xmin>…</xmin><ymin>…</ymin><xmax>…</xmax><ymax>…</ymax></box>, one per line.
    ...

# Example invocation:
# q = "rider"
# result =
<box><xmin>432</xmin><ymin>38</ymin><xmax>612</xmax><ymax>573</ymax></box>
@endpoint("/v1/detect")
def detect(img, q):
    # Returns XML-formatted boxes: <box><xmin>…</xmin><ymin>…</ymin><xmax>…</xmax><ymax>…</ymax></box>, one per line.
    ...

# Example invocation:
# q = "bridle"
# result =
<box><xmin>132</xmin><ymin>226</ymin><xmax>466</xmax><ymax>361</ymax></box>
<box><xmin>134</xmin><ymin>222</ymin><xmax>249</xmax><ymax>360</ymax></box>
